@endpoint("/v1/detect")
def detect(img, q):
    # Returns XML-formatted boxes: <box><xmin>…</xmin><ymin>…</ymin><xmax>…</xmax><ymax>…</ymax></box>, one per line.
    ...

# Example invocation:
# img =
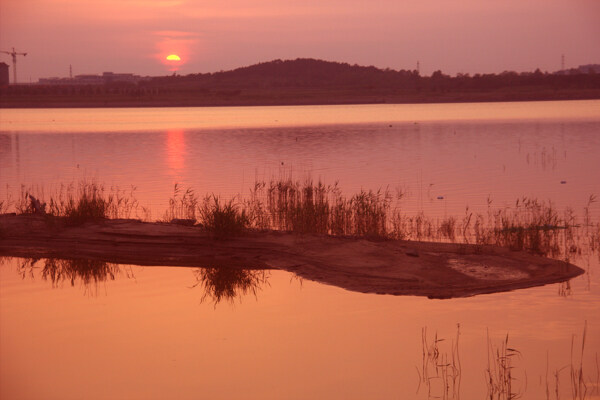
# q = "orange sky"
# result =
<box><xmin>1</xmin><ymin>0</ymin><xmax>599</xmax><ymax>81</ymax></box>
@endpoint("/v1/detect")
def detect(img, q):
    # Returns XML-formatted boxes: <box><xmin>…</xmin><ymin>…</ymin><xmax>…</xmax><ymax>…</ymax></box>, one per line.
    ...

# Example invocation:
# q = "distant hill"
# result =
<box><xmin>2</xmin><ymin>58</ymin><xmax>600</xmax><ymax>108</ymax></box>
<box><xmin>211</xmin><ymin>58</ymin><xmax>410</xmax><ymax>86</ymax></box>
<box><xmin>157</xmin><ymin>58</ymin><xmax>419</xmax><ymax>89</ymax></box>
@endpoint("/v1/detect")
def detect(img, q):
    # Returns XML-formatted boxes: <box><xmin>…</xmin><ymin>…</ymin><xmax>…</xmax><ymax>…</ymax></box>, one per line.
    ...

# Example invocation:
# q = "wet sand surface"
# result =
<box><xmin>0</xmin><ymin>214</ymin><xmax>583</xmax><ymax>299</ymax></box>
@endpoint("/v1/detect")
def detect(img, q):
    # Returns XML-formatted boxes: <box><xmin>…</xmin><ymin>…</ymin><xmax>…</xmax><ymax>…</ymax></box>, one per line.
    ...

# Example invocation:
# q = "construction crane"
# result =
<box><xmin>0</xmin><ymin>47</ymin><xmax>28</xmax><ymax>84</ymax></box>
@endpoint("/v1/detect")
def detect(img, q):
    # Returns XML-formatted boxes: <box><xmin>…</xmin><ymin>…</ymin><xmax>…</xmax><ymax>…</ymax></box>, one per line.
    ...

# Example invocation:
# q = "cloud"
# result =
<box><xmin>154</xmin><ymin>30</ymin><xmax>201</xmax><ymax>39</ymax></box>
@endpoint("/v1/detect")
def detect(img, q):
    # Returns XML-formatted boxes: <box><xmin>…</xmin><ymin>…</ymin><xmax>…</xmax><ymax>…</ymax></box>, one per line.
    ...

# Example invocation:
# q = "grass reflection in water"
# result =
<box><xmin>7</xmin><ymin>256</ymin><xmax>270</xmax><ymax>304</ymax></box>
<box><xmin>191</xmin><ymin>266</ymin><xmax>270</xmax><ymax>306</ymax></box>
<box><xmin>13</xmin><ymin>257</ymin><xmax>127</xmax><ymax>296</ymax></box>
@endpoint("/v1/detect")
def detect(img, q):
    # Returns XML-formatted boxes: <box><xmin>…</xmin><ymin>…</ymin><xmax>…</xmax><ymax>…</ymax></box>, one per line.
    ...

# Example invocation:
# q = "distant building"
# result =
<box><xmin>102</xmin><ymin>72</ymin><xmax>141</xmax><ymax>83</ymax></box>
<box><xmin>577</xmin><ymin>64</ymin><xmax>600</xmax><ymax>74</ymax></box>
<box><xmin>0</xmin><ymin>62</ymin><xmax>9</xmax><ymax>86</ymax></box>
<box><xmin>73</xmin><ymin>74</ymin><xmax>105</xmax><ymax>84</ymax></box>
<box><xmin>37</xmin><ymin>77</ymin><xmax>73</xmax><ymax>85</ymax></box>
<box><xmin>38</xmin><ymin>71</ymin><xmax>147</xmax><ymax>85</ymax></box>
<box><xmin>555</xmin><ymin>64</ymin><xmax>600</xmax><ymax>75</ymax></box>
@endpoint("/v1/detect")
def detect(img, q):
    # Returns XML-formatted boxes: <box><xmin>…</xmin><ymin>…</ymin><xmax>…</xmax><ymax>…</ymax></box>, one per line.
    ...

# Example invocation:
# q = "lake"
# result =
<box><xmin>1</xmin><ymin>100</ymin><xmax>599</xmax><ymax>399</ymax></box>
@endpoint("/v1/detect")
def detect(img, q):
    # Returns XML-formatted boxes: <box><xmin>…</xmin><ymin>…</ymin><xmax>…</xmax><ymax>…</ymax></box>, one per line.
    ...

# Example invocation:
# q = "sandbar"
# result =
<box><xmin>0</xmin><ymin>214</ymin><xmax>584</xmax><ymax>298</ymax></box>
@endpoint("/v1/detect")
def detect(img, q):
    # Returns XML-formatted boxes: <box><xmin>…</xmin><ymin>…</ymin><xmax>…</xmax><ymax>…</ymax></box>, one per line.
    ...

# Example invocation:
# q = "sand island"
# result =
<box><xmin>0</xmin><ymin>213</ymin><xmax>583</xmax><ymax>299</ymax></box>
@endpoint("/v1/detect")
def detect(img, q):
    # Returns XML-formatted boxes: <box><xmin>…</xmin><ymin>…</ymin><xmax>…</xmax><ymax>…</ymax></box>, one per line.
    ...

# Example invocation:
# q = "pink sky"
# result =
<box><xmin>1</xmin><ymin>0</ymin><xmax>599</xmax><ymax>82</ymax></box>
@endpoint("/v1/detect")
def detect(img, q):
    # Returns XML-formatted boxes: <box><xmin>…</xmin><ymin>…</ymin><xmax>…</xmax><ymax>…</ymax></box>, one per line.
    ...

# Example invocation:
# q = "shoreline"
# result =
<box><xmin>2</xmin><ymin>89</ymin><xmax>599</xmax><ymax>109</ymax></box>
<box><xmin>0</xmin><ymin>214</ymin><xmax>584</xmax><ymax>299</ymax></box>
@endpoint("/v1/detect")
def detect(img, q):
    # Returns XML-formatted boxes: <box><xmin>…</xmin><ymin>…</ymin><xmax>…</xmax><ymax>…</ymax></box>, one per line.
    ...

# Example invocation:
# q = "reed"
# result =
<box><xmin>198</xmin><ymin>195</ymin><xmax>249</xmax><ymax>239</ymax></box>
<box><xmin>544</xmin><ymin>322</ymin><xmax>598</xmax><ymax>400</ymax></box>
<box><xmin>418</xmin><ymin>325</ymin><xmax>461</xmax><ymax>400</ymax></box>
<box><xmin>15</xmin><ymin>184</ymin><xmax>35</xmax><ymax>214</ymax></box>
<box><xmin>583</xmin><ymin>196</ymin><xmax>600</xmax><ymax>255</ymax></box>
<box><xmin>6</xmin><ymin>180</ymin><xmax>598</xmax><ymax>260</ymax></box>
<box><xmin>485</xmin><ymin>331</ymin><xmax>525</xmax><ymax>400</ymax></box>
<box><xmin>570</xmin><ymin>321</ymin><xmax>588</xmax><ymax>400</ymax></box>
<box><xmin>61</xmin><ymin>182</ymin><xmax>109</xmax><ymax>224</ymax></box>
<box><xmin>439</xmin><ymin>216</ymin><xmax>458</xmax><ymax>241</ymax></box>
<box><xmin>246</xmin><ymin>178</ymin><xmax>393</xmax><ymax>238</ymax></box>
<box><xmin>163</xmin><ymin>183</ymin><xmax>198</xmax><ymax>222</ymax></box>
<box><xmin>0</xmin><ymin>185</ymin><xmax>10</xmax><ymax>214</ymax></box>
<box><xmin>490</xmin><ymin>198</ymin><xmax>562</xmax><ymax>255</ymax></box>
<box><xmin>11</xmin><ymin>181</ymin><xmax>144</xmax><ymax>224</ymax></box>
<box><xmin>244</xmin><ymin>181</ymin><xmax>271</xmax><ymax>230</ymax></box>
<box><xmin>264</xmin><ymin>178</ymin><xmax>332</xmax><ymax>234</ymax></box>
<box><xmin>484</xmin><ymin>325</ymin><xmax>597</xmax><ymax>400</ymax></box>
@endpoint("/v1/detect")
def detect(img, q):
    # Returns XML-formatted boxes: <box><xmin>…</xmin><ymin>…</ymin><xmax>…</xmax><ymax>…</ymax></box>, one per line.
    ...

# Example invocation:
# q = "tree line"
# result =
<box><xmin>1</xmin><ymin>58</ymin><xmax>599</xmax><ymax>103</ymax></box>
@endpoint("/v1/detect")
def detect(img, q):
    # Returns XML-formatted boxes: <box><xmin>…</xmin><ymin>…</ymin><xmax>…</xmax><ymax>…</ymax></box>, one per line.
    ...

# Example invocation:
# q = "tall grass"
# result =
<box><xmin>264</xmin><ymin>179</ymin><xmax>332</xmax><ymax>234</ymax></box>
<box><xmin>198</xmin><ymin>195</ymin><xmax>249</xmax><ymax>239</ymax></box>
<box><xmin>418</xmin><ymin>325</ymin><xmax>462</xmax><ymax>400</ymax></box>
<box><xmin>485</xmin><ymin>331</ymin><xmax>525</xmax><ymax>400</ymax></box>
<box><xmin>489</xmin><ymin>197</ymin><xmax>563</xmax><ymax>256</ymax></box>
<box><xmin>6</xmin><ymin>179</ymin><xmax>598</xmax><ymax>258</ymax></box>
<box><xmin>0</xmin><ymin>184</ymin><xmax>11</xmax><ymax>214</ymax></box>
<box><xmin>248</xmin><ymin>178</ymin><xmax>392</xmax><ymax>237</ymax></box>
<box><xmin>421</xmin><ymin>325</ymin><xmax>598</xmax><ymax>400</ymax></box>
<box><xmin>163</xmin><ymin>183</ymin><xmax>198</xmax><ymax>222</ymax></box>
<box><xmin>8</xmin><ymin>181</ymin><xmax>144</xmax><ymax>224</ymax></box>
<box><xmin>59</xmin><ymin>182</ymin><xmax>109</xmax><ymax>223</ymax></box>
<box><xmin>570</xmin><ymin>321</ymin><xmax>589</xmax><ymax>400</ymax></box>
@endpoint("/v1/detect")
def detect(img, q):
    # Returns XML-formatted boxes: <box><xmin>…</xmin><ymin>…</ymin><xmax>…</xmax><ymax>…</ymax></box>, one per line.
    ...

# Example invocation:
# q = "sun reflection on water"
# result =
<box><xmin>165</xmin><ymin>128</ymin><xmax>186</xmax><ymax>176</ymax></box>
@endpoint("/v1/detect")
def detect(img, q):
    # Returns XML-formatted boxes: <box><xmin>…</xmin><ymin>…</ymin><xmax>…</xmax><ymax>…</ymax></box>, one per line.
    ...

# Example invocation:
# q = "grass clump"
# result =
<box><xmin>331</xmin><ymin>189</ymin><xmax>391</xmax><ymax>238</ymax></box>
<box><xmin>490</xmin><ymin>197</ymin><xmax>564</xmax><ymax>256</ymax></box>
<box><xmin>11</xmin><ymin>181</ymin><xmax>144</xmax><ymax>224</ymax></box>
<box><xmin>0</xmin><ymin>185</ymin><xmax>11</xmax><ymax>214</ymax></box>
<box><xmin>265</xmin><ymin>179</ymin><xmax>333</xmax><ymax>234</ymax></box>
<box><xmin>60</xmin><ymin>182</ymin><xmax>109</xmax><ymax>224</ymax></box>
<box><xmin>163</xmin><ymin>183</ymin><xmax>198</xmax><ymax>222</ymax></box>
<box><xmin>248</xmin><ymin>178</ymin><xmax>393</xmax><ymax>238</ymax></box>
<box><xmin>198</xmin><ymin>195</ymin><xmax>249</xmax><ymax>239</ymax></box>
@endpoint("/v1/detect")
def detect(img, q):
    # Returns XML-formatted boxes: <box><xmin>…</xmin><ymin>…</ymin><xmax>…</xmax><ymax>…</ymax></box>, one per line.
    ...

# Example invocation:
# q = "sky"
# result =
<box><xmin>1</xmin><ymin>0</ymin><xmax>599</xmax><ymax>82</ymax></box>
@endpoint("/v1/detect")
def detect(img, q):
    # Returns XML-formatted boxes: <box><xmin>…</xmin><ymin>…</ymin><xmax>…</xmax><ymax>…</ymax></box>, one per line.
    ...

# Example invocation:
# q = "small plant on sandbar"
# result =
<box><xmin>0</xmin><ymin>185</ymin><xmax>11</xmax><ymax>214</ymax></box>
<box><xmin>60</xmin><ymin>182</ymin><xmax>109</xmax><ymax>224</ymax></box>
<box><xmin>198</xmin><ymin>195</ymin><xmax>249</xmax><ymax>239</ymax></box>
<box><xmin>163</xmin><ymin>183</ymin><xmax>198</xmax><ymax>222</ymax></box>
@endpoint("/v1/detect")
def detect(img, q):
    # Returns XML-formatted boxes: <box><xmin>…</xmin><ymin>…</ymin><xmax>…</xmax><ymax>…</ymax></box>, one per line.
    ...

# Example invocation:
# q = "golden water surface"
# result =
<box><xmin>1</xmin><ymin>100</ymin><xmax>599</xmax><ymax>399</ymax></box>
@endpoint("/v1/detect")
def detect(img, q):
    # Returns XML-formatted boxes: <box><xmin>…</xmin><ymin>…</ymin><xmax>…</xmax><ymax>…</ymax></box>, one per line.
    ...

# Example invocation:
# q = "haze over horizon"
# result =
<box><xmin>1</xmin><ymin>0</ymin><xmax>599</xmax><ymax>82</ymax></box>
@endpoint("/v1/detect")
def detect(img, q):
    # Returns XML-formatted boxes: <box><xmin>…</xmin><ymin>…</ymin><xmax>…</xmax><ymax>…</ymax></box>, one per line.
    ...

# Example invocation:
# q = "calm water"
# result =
<box><xmin>1</xmin><ymin>101</ymin><xmax>599</xmax><ymax>399</ymax></box>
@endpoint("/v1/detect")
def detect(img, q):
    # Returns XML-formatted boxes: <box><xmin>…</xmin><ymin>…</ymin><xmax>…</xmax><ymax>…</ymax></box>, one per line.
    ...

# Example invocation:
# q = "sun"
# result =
<box><xmin>166</xmin><ymin>54</ymin><xmax>181</xmax><ymax>61</ymax></box>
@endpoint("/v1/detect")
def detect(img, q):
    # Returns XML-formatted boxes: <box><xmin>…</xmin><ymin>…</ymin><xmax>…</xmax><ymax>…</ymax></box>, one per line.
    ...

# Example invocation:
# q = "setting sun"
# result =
<box><xmin>166</xmin><ymin>54</ymin><xmax>181</xmax><ymax>61</ymax></box>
